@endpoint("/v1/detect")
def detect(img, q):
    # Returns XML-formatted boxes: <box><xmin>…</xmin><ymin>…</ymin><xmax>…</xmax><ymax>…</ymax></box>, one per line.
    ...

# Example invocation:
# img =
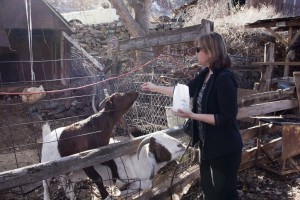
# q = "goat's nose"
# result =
<box><xmin>177</xmin><ymin>143</ymin><xmax>184</xmax><ymax>148</ymax></box>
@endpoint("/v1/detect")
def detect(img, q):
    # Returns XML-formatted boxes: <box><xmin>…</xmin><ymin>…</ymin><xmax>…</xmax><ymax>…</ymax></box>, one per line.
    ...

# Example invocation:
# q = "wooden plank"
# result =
<box><xmin>259</xmin><ymin>42</ymin><xmax>274</xmax><ymax>92</ymax></box>
<box><xmin>0</xmin><ymin>127</ymin><xmax>184</xmax><ymax>191</ymax></box>
<box><xmin>237</xmin><ymin>88</ymin><xmax>259</xmax><ymax>99</ymax></box>
<box><xmin>119</xmin><ymin>19</ymin><xmax>213</xmax><ymax>51</ymax></box>
<box><xmin>240</xmin><ymin>138</ymin><xmax>282</xmax><ymax>170</ymax></box>
<box><xmin>231</xmin><ymin>65</ymin><xmax>262</xmax><ymax>71</ymax></box>
<box><xmin>291</xmin><ymin>29</ymin><xmax>300</xmax><ymax>46</ymax></box>
<box><xmin>252</xmin><ymin>62</ymin><xmax>300</xmax><ymax>66</ymax></box>
<box><xmin>265</xmin><ymin>27</ymin><xmax>288</xmax><ymax>46</ymax></box>
<box><xmin>238</xmin><ymin>87</ymin><xmax>295</xmax><ymax>107</ymax></box>
<box><xmin>132</xmin><ymin>165</ymin><xmax>200</xmax><ymax>200</ymax></box>
<box><xmin>237</xmin><ymin>99</ymin><xmax>298</xmax><ymax>119</ymax></box>
<box><xmin>62</xmin><ymin>32</ymin><xmax>103</xmax><ymax>71</ymax></box>
<box><xmin>240</xmin><ymin>123</ymin><xmax>282</xmax><ymax>141</ymax></box>
<box><xmin>294</xmin><ymin>72</ymin><xmax>300</xmax><ymax>112</ymax></box>
<box><xmin>240</xmin><ymin>124</ymin><xmax>263</xmax><ymax>141</ymax></box>
<box><xmin>245</xmin><ymin>18</ymin><xmax>300</xmax><ymax>29</ymax></box>
<box><xmin>271</xmin><ymin>77</ymin><xmax>295</xmax><ymax>84</ymax></box>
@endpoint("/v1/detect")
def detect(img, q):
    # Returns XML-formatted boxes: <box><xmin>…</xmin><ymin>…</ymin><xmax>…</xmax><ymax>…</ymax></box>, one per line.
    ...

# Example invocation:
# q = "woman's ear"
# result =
<box><xmin>208</xmin><ymin>51</ymin><xmax>212</xmax><ymax>57</ymax></box>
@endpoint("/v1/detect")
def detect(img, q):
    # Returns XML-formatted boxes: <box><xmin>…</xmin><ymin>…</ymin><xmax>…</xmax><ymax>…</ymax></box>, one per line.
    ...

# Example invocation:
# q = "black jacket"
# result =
<box><xmin>188</xmin><ymin>67</ymin><xmax>243</xmax><ymax>159</ymax></box>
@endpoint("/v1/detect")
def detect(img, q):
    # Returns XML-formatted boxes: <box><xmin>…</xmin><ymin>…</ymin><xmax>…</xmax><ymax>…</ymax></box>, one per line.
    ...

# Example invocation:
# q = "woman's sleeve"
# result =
<box><xmin>214</xmin><ymin>72</ymin><xmax>238</xmax><ymax>127</ymax></box>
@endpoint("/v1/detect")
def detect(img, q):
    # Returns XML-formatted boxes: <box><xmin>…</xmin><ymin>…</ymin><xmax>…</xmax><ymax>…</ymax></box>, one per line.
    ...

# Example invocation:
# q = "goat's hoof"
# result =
<box><xmin>106</xmin><ymin>185</ymin><xmax>121</xmax><ymax>197</ymax></box>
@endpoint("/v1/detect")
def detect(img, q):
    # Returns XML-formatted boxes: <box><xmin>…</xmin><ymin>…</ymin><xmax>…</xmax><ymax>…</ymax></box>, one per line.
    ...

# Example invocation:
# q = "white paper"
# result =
<box><xmin>172</xmin><ymin>83</ymin><xmax>190</xmax><ymax>112</ymax></box>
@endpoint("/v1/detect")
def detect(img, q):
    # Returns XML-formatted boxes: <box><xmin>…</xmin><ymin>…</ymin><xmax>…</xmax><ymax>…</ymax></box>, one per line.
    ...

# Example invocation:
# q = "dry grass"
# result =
<box><xmin>184</xmin><ymin>3</ymin><xmax>284</xmax><ymax>57</ymax></box>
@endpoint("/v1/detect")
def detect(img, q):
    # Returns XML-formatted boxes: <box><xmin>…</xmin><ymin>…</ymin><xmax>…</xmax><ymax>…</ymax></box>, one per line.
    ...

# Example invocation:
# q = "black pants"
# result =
<box><xmin>200</xmin><ymin>151</ymin><xmax>242</xmax><ymax>200</ymax></box>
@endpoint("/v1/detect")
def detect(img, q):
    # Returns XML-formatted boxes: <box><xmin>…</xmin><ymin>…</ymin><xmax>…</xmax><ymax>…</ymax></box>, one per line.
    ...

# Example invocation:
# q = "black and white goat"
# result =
<box><xmin>41</xmin><ymin>91</ymin><xmax>139</xmax><ymax>200</ymax></box>
<box><xmin>42</xmin><ymin>129</ymin><xmax>185</xmax><ymax>199</ymax></box>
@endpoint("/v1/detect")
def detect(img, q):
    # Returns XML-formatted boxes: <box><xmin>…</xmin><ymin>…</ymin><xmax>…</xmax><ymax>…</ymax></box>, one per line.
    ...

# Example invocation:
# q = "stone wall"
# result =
<box><xmin>70</xmin><ymin>21</ymin><xmax>184</xmax><ymax>57</ymax></box>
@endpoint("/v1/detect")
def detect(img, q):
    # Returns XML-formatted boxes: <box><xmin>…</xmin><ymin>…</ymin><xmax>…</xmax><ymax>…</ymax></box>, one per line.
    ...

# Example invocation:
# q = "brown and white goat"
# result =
<box><xmin>42</xmin><ymin>129</ymin><xmax>186</xmax><ymax>199</ymax></box>
<box><xmin>41</xmin><ymin>91</ymin><xmax>139</xmax><ymax>200</ymax></box>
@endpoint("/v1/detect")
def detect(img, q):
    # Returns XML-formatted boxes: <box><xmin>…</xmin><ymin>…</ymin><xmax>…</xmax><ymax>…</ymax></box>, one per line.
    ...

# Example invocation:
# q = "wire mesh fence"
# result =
<box><xmin>0</xmin><ymin>52</ymin><xmax>201</xmax><ymax>199</ymax></box>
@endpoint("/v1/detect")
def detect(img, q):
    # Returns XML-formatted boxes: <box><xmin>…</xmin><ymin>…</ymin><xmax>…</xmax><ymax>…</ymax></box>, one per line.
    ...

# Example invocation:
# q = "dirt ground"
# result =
<box><xmin>1</xmin><ymin>96</ymin><xmax>300</xmax><ymax>200</ymax></box>
<box><xmin>182</xmin><ymin>166</ymin><xmax>300</xmax><ymax>200</ymax></box>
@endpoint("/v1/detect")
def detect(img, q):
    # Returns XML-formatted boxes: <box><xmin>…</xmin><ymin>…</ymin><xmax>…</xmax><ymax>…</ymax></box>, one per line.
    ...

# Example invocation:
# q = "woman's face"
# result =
<box><xmin>196</xmin><ymin>47</ymin><xmax>210</xmax><ymax>67</ymax></box>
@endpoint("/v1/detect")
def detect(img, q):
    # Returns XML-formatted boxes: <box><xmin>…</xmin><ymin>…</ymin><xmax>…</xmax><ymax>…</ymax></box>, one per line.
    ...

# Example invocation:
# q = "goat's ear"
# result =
<box><xmin>98</xmin><ymin>96</ymin><xmax>110</xmax><ymax>111</ymax></box>
<box><xmin>104</xmin><ymin>96</ymin><xmax>114</xmax><ymax>110</ymax></box>
<box><xmin>130</xmin><ymin>127</ymin><xmax>147</xmax><ymax>138</ymax></box>
<box><xmin>148</xmin><ymin>137</ymin><xmax>156</xmax><ymax>153</ymax></box>
<box><xmin>150</xmin><ymin>139</ymin><xmax>172</xmax><ymax>162</ymax></box>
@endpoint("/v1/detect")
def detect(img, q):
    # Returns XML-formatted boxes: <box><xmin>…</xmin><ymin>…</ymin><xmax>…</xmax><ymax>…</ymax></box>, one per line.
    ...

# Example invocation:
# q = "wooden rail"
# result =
<box><xmin>0</xmin><ymin>93</ymin><xmax>298</xmax><ymax>196</ymax></box>
<box><xmin>252</xmin><ymin>62</ymin><xmax>300</xmax><ymax>66</ymax></box>
<box><xmin>62</xmin><ymin>32</ymin><xmax>103</xmax><ymax>70</ymax></box>
<box><xmin>118</xmin><ymin>19</ymin><xmax>213</xmax><ymax>51</ymax></box>
<box><xmin>0</xmin><ymin>127</ymin><xmax>184</xmax><ymax>191</ymax></box>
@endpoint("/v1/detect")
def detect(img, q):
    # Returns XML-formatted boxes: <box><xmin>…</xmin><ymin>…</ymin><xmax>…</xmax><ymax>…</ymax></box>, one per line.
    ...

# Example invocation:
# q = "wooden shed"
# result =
<box><xmin>0</xmin><ymin>0</ymin><xmax>72</xmax><ymax>84</ymax></box>
<box><xmin>246</xmin><ymin>0</ymin><xmax>300</xmax><ymax>16</ymax></box>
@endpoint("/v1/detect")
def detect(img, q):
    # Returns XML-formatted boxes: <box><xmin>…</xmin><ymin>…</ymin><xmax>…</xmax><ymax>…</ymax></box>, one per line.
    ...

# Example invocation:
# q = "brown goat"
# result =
<box><xmin>41</xmin><ymin>91</ymin><xmax>139</xmax><ymax>200</ymax></box>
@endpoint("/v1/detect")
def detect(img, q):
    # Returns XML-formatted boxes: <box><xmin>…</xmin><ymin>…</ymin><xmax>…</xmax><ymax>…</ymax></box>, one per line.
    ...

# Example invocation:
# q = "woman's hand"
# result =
<box><xmin>141</xmin><ymin>82</ymin><xmax>157</xmax><ymax>92</ymax></box>
<box><xmin>173</xmin><ymin>108</ymin><xmax>194</xmax><ymax>119</ymax></box>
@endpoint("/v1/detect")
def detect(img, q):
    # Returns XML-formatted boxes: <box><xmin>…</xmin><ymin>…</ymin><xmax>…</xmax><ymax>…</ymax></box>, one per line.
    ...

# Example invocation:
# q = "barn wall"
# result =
<box><xmin>0</xmin><ymin>30</ymin><xmax>64</xmax><ymax>82</ymax></box>
<box><xmin>0</xmin><ymin>0</ymin><xmax>71</xmax><ymax>32</ymax></box>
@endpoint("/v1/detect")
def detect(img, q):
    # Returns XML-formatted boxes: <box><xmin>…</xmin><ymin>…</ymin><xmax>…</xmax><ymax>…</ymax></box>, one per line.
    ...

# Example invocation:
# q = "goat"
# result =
<box><xmin>20</xmin><ymin>85</ymin><xmax>46</xmax><ymax>103</ymax></box>
<box><xmin>41</xmin><ymin>91</ymin><xmax>139</xmax><ymax>200</ymax></box>
<box><xmin>42</xmin><ymin>129</ymin><xmax>186</xmax><ymax>199</ymax></box>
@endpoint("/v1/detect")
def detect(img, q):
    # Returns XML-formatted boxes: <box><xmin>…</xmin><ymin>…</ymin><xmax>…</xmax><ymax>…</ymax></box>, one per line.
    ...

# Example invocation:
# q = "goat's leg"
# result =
<box><xmin>102</xmin><ymin>160</ymin><xmax>120</xmax><ymax>183</ymax></box>
<box><xmin>60</xmin><ymin>175</ymin><xmax>76</xmax><ymax>200</ymax></box>
<box><xmin>43</xmin><ymin>179</ymin><xmax>51</xmax><ymax>200</ymax></box>
<box><xmin>83</xmin><ymin>166</ymin><xmax>109</xmax><ymax>199</ymax></box>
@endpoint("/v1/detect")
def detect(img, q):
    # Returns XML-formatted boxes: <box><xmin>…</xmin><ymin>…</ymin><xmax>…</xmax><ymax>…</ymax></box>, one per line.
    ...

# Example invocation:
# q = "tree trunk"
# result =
<box><xmin>109</xmin><ymin>0</ymin><xmax>146</xmax><ymax>37</ymax></box>
<box><xmin>109</xmin><ymin>0</ymin><xmax>154</xmax><ymax>72</ymax></box>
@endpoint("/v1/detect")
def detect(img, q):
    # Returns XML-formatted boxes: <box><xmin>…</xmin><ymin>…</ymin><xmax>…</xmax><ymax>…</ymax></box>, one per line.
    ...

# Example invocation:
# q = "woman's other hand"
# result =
<box><xmin>141</xmin><ymin>82</ymin><xmax>157</xmax><ymax>92</ymax></box>
<box><xmin>173</xmin><ymin>108</ymin><xmax>194</xmax><ymax>119</ymax></box>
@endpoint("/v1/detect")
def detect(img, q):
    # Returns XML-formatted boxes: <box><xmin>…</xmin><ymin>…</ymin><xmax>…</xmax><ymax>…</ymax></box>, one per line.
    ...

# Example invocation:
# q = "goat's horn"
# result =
<box><xmin>92</xmin><ymin>93</ymin><xmax>98</xmax><ymax>113</ymax></box>
<box><xmin>136</xmin><ymin>136</ymin><xmax>151</xmax><ymax>160</ymax></box>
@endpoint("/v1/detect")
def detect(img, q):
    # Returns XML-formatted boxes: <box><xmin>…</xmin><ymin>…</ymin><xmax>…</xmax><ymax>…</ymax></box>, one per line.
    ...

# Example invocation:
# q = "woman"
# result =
<box><xmin>141</xmin><ymin>32</ymin><xmax>243</xmax><ymax>200</ymax></box>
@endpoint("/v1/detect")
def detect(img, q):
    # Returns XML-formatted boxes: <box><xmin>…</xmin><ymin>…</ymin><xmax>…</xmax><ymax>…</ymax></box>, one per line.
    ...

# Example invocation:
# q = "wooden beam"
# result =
<box><xmin>284</xmin><ymin>26</ymin><xmax>294</xmax><ymax>76</ymax></box>
<box><xmin>237</xmin><ymin>88</ymin><xmax>259</xmax><ymax>99</ymax></box>
<box><xmin>240</xmin><ymin>138</ymin><xmax>282</xmax><ymax>170</ymax></box>
<box><xmin>232</xmin><ymin>65</ymin><xmax>262</xmax><ymax>71</ymax></box>
<box><xmin>245</xmin><ymin>19</ymin><xmax>300</xmax><ymax>29</ymax></box>
<box><xmin>259</xmin><ymin>42</ymin><xmax>275</xmax><ymax>92</ymax></box>
<box><xmin>291</xmin><ymin>29</ymin><xmax>300</xmax><ymax>46</ymax></box>
<box><xmin>237</xmin><ymin>99</ymin><xmax>299</xmax><ymax>119</ymax></box>
<box><xmin>240</xmin><ymin>123</ymin><xmax>282</xmax><ymax>141</ymax></box>
<box><xmin>265</xmin><ymin>27</ymin><xmax>288</xmax><ymax>46</ymax></box>
<box><xmin>133</xmin><ymin>165</ymin><xmax>200</xmax><ymax>200</ymax></box>
<box><xmin>62</xmin><ymin>32</ymin><xmax>103</xmax><ymax>71</ymax></box>
<box><xmin>238</xmin><ymin>87</ymin><xmax>295</xmax><ymax>107</ymax></box>
<box><xmin>293</xmin><ymin>72</ymin><xmax>300</xmax><ymax>112</ymax></box>
<box><xmin>0</xmin><ymin>127</ymin><xmax>184</xmax><ymax>191</ymax></box>
<box><xmin>252</xmin><ymin>62</ymin><xmax>300</xmax><ymax>66</ymax></box>
<box><xmin>119</xmin><ymin>20</ymin><xmax>213</xmax><ymax>51</ymax></box>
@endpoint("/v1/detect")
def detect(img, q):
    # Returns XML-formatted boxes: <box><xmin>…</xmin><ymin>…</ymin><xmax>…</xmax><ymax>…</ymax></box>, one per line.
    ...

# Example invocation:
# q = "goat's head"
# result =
<box><xmin>99</xmin><ymin>91</ymin><xmax>139</xmax><ymax>114</ymax></box>
<box><xmin>136</xmin><ymin>132</ymin><xmax>185</xmax><ymax>163</ymax></box>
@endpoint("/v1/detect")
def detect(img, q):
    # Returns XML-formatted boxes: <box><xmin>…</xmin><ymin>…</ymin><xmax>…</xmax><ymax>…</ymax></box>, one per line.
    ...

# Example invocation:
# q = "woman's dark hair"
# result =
<box><xmin>194</xmin><ymin>32</ymin><xmax>231</xmax><ymax>70</ymax></box>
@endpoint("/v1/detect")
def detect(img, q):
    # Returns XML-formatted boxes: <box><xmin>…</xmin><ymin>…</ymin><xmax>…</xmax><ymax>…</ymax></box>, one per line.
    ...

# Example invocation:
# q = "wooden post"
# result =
<box><xmin>60</xmin><ymin>34</ymin><xmax>71</xmax><ymax>87</ymax></box>
<box><xmin>62</xmin><ymin>32</ymin><xmax>103</xmax><ymax>71</ymax></box>
<box><xmin>284</xmin><ymin>26</ymin><xmax>294</xmax><ymax>77</ymax></box>
<box><xmin>293</xmin><ymin>71</ymin><xmax>300</xmax><ymax>112</ymax></box>
<box><xmin>107</xmin><ymin>36</ymin><xmax>120</xmax><ymax>74</ymax></box>
<box><xmin>259</xmin><ymin>42</ymin><xmax>274</xmax><ymax>92</ymax></box>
